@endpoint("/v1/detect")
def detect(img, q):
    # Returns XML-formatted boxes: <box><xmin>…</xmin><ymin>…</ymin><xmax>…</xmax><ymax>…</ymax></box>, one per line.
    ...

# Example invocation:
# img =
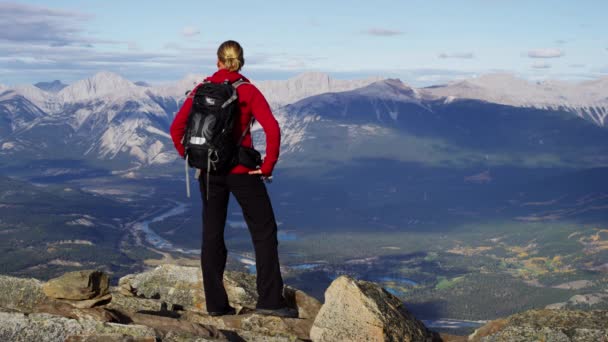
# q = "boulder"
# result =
<box><xmin>42</xmin><ymin>270</ymin><xmax>109</xmax><ymax>300</ymax></box>
<box><xmin>283</xmin><ymin>285</ymin><xmax>322</xmax><ymax>319</ymax></box>
<box><xmin>0</xmin><ymin>311</ymin><xmax>156</xmax><ymax>342</ymax></box>
<box><xmin>310</xmin><ymin>275</ymin><xmax>433</xmax><ymax>342</ymax></box>
<box><xmin>0</xmin><ymin>275</ymin><xmax>47</xmax><ymax>312</ymax></box>
<box><xmin>117</xmin><ymin>264</ymin><xmax>258</xmax><ymax>311</ymax></box>
<box><xmin>33</xmin><ymin>299</ymin><xmax>120</xmax><ymax>322</ymax></box>
<box><xmin>469</xmin><ymin>309</ymin><xmax>608</xmax><ymax>342</ymax></box>
<box><xmin>57</xmin><ymin>293</ymin><xmax>113</xmax><ymax>309</ymax></box>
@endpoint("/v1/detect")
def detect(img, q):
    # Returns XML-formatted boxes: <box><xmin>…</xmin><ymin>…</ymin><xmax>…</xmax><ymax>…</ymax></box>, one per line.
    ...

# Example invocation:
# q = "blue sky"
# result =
<box><xmin>0</xmin><ymin>0</ymin><xmax>606</xmax><ymax>86</ymax></box>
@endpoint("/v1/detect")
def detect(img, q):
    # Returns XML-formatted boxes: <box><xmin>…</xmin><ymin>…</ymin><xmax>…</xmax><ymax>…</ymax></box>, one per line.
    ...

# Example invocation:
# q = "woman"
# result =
<box><xmin>169</xmin><ymin>40</ymin><xmax>297</xmax><ymax>318</ymax></box>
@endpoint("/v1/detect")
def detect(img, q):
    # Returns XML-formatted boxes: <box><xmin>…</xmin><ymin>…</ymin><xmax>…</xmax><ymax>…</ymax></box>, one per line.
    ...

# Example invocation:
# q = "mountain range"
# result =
<box><xmin>1</xmin><ymin>71</ymin><xmax>607</xmax><ymax>174</ymax></box>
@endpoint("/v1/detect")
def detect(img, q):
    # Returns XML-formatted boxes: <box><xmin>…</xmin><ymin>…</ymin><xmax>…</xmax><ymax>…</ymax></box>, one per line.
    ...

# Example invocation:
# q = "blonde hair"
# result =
<box><xmin>217</xmin><ymin>40</ymin><xmax>245</xmax><ymax>72</ymax></box>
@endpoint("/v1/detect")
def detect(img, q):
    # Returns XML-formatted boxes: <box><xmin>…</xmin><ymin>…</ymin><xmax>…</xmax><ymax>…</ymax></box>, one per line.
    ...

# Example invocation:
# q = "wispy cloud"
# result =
<box><xmin>0</xmin><ymin>2</ymin><xmax>118</xmax><ymax>46</ymax></box>
<box><xmin>531</xmin><ymin>61</ymin><xmax>551</xmax><ymax>69</ymax></box>
<box><xmin>181</xmin><ymin>26</ymin><xmax>200</xmax><ymax>37</ymax></box>
<box><xmin>528</xmin><ymin>48</ymin><xmax>564</xmax><ymax>58</ymax></box>
<box><xmin>362</xmin><ymin>28</ymin><xmax>404</xmax><ymax>37</ymax></box>
<box><xmin>438</xmin><ymin>52</ymin><xmax>474</xmax><ymax>59</ymax></box>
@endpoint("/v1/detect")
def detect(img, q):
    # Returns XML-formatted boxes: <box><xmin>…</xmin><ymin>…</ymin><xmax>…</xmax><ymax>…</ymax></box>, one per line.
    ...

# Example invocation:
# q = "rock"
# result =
<box><xmin>162</xmin><ymin>330</ymin><xmax>221</xmax><ymax>342</ymax></box>
<box><xmin>469</xmin><ymin>309</ymin><xmax>608</xmax><ymax>342</ymax></box>
<box><xmin>118</xmin><ymin>265</ymin><xmax>259</xmax><ymax>312</ymax></box>
<box><xmin>182</xmin><ymin>310</ymin><xmax>311</xmax><ymax>341</ymax></box>
<box><xmin>310</xmin><ymin>275</ymin><xmax>433</xmax><ymax>342</ymax></box>
<box><xmin>106</xmin><ymin>290</ymin><xmax>167</xmax><ymax>313</ymax></box>
<box><xmin>223</xmin><ymin>270</ymin><xmax>259</xmax><ymax>308</ymax></box>
<box><xmin>239</xmin><ymin>314</ymin><xmax>313</xmax><ymax>340</ymax></box>
<box><xmin>120</xmin><ymin>310</ymin><xmax>227</xmax><ymax>340</ymax></box>
<box><xmin>42</xmin><ymin>270</ymin><xmax>109</xmax><ymax>300</ymax></box>
<box><xmin>438</xmin><ymin>333</ymin><xmax>468</xmax><ymax>342</ymax></box>
<box><xmin>118</xmin><ymin>264</ymin><xmax>206</xmax><ymax>310</ymax></box>
<box><xmin>0</xmin><ymin>274</ymin><xmax>47</xmax><ymax>312</ymax></box>
<box><xmin>33</xmin><ymin>299</ymin><xmax>120</xmax><ymax>322</ymax></box>
<box><xmin>118</xmin><ymin>282</ymin><xmax>136</xmax><ymax>297</ymax></box>
<box><xmin>0</xmin><ymin>311</ymin><xmax>156</xmax><ymax>342</ymax></box>
<box><xmin>66</xmin><ymin>335</ymin><xmax>156</xmax><ymax>342</ymax></box>
<box><xmin>283</xmin><ymin>285</ymin><xmax>322</xmax><ymax>319</ymax></box>
<box><xmin>57</xmin><ymin>293</ymin><xmax>113</xmax><ymax>309</ymax></box>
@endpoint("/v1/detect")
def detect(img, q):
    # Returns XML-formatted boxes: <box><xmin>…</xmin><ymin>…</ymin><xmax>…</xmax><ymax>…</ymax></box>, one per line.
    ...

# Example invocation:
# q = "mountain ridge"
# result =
<box><xmin>1</xmin><ymin>71</ymin><xmax>608</xmax><ymax>171</ymax></box>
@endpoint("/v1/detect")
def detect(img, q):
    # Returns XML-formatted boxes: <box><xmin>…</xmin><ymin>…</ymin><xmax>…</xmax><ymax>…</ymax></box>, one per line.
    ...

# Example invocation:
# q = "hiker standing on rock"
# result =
<box><xmin>169</xmin><ymin>40</ymin><xmax>297</xmax><ymax>318</ymax></box>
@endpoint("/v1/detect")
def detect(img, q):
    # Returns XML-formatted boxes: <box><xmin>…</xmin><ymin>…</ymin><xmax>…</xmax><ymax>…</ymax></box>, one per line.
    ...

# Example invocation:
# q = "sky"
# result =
<box><xmin>0</xmin><ymin>0</ymin><xmax>606</xmax><ymax>86</ymax></box>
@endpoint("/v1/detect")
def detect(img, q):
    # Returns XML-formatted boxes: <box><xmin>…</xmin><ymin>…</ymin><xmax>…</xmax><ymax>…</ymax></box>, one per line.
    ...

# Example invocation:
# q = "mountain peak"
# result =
<box><xmin>291</xmin><ymin>72</ymin><xmax>331</xmax><ymax>82</ymax></box>
<box><xmin>89</xmin><ymin>71</ymin><xmax>133</xmax><ymax>85</ymax></box>
<box><xmin>256</xmin><ymin>72</ymin><xmax>385</xmax><ymax>107</ymax></box>
<box><xmin>352</xmin><ymin>78</ymin><xmax>419</xmax><ymax>101</ymax></box>
<box><xmin>34</xmin><ymin>80</ymin><xmax>67</xmax><ymax>93</ymax></box>
<box><xmin>58</xmin><ymin>71</ymin><xmax>138</xmax><ymax>102</ymax></box>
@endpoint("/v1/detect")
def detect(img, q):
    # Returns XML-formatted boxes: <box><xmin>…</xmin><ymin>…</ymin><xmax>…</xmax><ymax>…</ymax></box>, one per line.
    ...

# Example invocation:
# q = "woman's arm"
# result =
<box><xmin>249</xmin><ymin>86</ymin><xmax>281</xmax><ymax>176</ymax></box>
<box><xmin>169</xmin><ymin>86</ymin><xmax>198</xmax><ymax>157</ymax></box>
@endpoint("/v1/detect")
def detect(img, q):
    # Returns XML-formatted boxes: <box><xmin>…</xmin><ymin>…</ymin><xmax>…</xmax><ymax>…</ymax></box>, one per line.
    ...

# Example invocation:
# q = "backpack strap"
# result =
<box><xmin>231</xmin><ymin>78</ymin><xmax>250</xmax><ymax>89</ymax></box>
<box><xmin>221</xmin><ymin>78</ymin><xmax>251</xmax><ymax>109</ymax></box>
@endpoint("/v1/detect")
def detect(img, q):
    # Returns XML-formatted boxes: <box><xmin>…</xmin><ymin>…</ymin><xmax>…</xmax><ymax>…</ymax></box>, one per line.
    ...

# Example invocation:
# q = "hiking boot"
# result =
<box><xmin>208</xmin><ymin>306</ymin><xmax>237</xmax><ymax>316</ymax></box>
<box><xmin>255</xmin><ymin>306</ymin><xmax>298</xmax><ymax>318</ymax></box>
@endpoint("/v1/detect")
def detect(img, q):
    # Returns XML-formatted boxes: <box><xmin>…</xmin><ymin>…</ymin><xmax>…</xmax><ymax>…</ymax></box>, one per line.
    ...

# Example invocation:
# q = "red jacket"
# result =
<box><xmin>169</xmin><ymin>69</ymin><xmax>281</xmax><ymax>176</ymax></box>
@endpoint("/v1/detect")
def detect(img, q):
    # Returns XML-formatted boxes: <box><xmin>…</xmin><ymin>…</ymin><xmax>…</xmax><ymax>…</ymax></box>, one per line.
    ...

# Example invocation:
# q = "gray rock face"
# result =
<box><xmin>42</xmin><ymin>270</ymin><xmax>109</xmax><ymax>300</ymax></box>
<box><xmin>469</xmin><ymin>309</ymin><xmax>608</xmax><ymax>342</ymax></box>
<box><xmin>310</xmin><ymin>275</ymin><xmax>432</xmax><ymax>342</ymax></box>
<box><xmin>0</xmin><ymin>275</ymin><xmax>47</xmax><ymax>312</ymax></box>
<box><xmin>118</xmin><ymin>264</ymin><xmax>207</xmax><ymax>310</ymax></box>
<box><xmin>0</xmin><ymin>311</ymin><xmax>156</xmax><ymax>342</ymax></box>
<box><xmin>118</xmin><ymin>264</ymin><xmax>259</xmax><ymax>312</ymax></box>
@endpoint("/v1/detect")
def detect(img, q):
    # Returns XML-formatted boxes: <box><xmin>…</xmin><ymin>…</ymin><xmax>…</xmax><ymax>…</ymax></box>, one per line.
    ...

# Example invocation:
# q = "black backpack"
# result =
<box><xmin>182</xmin><ymin>78</ymin><xmax>253</xmax><ymax>198</ymax></box>
<box><xmin>184</xmin><ymin>78</ymin><xmax>249</xmax><ymax>173</ymax></box>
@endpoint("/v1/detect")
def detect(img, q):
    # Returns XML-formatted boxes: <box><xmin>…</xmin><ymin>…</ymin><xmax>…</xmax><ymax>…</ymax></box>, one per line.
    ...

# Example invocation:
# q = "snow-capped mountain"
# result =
<box><xmin>2</xmin><ymin>70</ymin><xmax>608</xmax><ymax>174</ymax></box>
<box><xmin>421</xmin><ymin>73</ymin><xmax>608</xmax><ymax>126</ymax></box>
<box><xmin>255</xmin><ymin>72</ymin><xmax>384</xmax><ymax>108</ymax></box>
<box><xmin>58</xmin><ymin>71</ymin><xmax>143</xmax><ymax>103</ymax></box>
<box><xmin>0</xmin><ymin>71</ymin><xmax>381</xmax><ymax>170</ymax></box>
<box><xmin>271</xmin><ymin>77</ymin><xmax>608</xmax><ymax>168</ymax></box>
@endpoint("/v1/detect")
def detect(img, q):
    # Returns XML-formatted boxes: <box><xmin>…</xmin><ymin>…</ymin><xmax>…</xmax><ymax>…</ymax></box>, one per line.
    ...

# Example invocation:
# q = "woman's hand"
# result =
<box><xmin>248</xmin><ymin>169</ymin><xmax>272</xmax><ymax>183</ymax></box>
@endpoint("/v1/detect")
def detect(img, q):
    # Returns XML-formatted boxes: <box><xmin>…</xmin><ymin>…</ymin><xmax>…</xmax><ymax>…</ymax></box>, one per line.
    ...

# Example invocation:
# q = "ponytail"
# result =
<box><xmin>217</xmin><ymin>40</ymin><xmax>245</xmax><ymax>72</ymax></box>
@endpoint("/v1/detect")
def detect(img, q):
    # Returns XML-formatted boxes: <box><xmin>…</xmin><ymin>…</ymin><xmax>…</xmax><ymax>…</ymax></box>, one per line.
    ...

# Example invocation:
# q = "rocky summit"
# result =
<box><xmin>0</xmin><ymin>265</ymin><xmax>606</xmax><ymax>341</ymax></box>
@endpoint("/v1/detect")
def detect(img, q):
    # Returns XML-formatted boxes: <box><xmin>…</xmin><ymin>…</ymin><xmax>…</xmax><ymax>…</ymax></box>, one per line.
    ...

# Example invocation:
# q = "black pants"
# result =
<box><xmin>199</xmin><ymin>172</ymin><xmax>286</xmax><ymax>312</ymax></box>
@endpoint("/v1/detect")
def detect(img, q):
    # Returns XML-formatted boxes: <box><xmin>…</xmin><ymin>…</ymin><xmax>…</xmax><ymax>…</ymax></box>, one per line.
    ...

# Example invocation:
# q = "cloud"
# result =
<box><xmin>438</xmin><ymin>52</ymin><xmax>474</xmax><ymax>59</ymax></box>
<box><xmin>362</xmin><ymin>28</ymin><xmax>404</xmax><ymax>37</ymax></box>
<box><xmin>181</xmin><ymin>26</ymin><xmax>200</xmax><ymax>37</ymax></box>
<box><xmin>569</xmin><ymin>63</ymin><xmax>586</xmax><ymax>68</ymax></box>
<box><xmin>0</xmin><ymin>2</ymin><xmax>118</xmax><ymax>46</ymax></box>
<box><xmin>527</xmin><ymin>48</ymin><xmax>564</xmax><ymax>58</ymax></box>
<box><xmin>127</xmin><ymin>42</ymin><xmax>139</xmax><ymax>51</ymax></box>
<box><xmin>531</xmin><ymin>61</ymin><xmax>551</xmax><ymax>69</ymax></box>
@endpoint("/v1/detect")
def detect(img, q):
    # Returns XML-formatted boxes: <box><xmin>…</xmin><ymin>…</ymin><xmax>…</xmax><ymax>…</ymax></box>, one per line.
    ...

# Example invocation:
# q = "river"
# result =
<box><xmin>133</xmin><ymin>202</ymin><xmax>257</xmax><ymax>265</ymax></box>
